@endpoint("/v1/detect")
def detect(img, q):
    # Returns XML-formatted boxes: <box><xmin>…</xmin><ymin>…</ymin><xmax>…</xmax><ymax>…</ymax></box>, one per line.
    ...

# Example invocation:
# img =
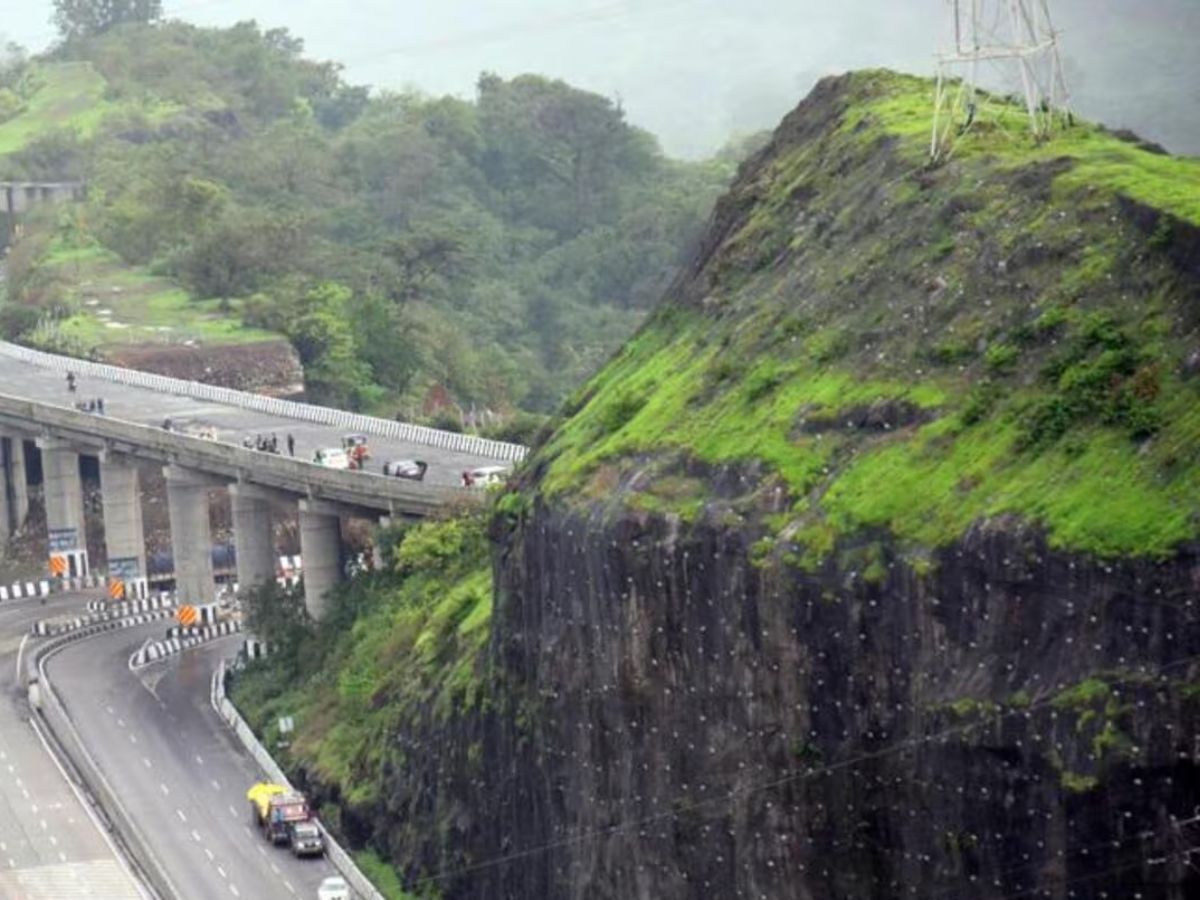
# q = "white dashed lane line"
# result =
<box><xmin>230</xmin><ymin>884</ymin><xmax>240</xmax><ymax>897</ymax></box>
<box><xmin>191</xmin><ymin>830</ymin><xmax>201</xmax><ymax>843</ymax></box>
<box><xmin>160</xmin><ymin>783</ymin><xmax>170</xmax><ymax>796</ymax></box>
<box><xmin>284</xmin><ymin>881</ymin><xmax>295</xmax><ymax>894</ymax></box>
<box><xmin>176</xmin><ymin>809</ymin><xmax>187</xmax><ymax>824</ymax></box>
<box><xmin>142</xmin><ymin>757</ymin><xmax>152</xmax><ymax>768</ymax></box>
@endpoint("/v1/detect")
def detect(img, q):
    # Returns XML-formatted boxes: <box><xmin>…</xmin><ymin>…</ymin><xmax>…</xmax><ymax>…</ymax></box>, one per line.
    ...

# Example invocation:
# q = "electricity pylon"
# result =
<box><xmin>931</xmin><ymin>0</ymin><xmax>1072</xmax><ymax>160</ymax></box>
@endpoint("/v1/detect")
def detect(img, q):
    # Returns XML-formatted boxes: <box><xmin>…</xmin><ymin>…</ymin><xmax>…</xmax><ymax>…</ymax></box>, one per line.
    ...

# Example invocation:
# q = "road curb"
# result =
<box><xmin>129</xmin><ymin>620</ymin><xmax>242</xmax><ymax>670</ymax></box>
<box><xmin>212</xmin><ymin>659</ymin><xmax>387</xmax><ymax>900</ymax></box>
<box><xmin>27</xmin><ymin>616</ymin><xmax>183</xmax><ymax>900</ymax></box>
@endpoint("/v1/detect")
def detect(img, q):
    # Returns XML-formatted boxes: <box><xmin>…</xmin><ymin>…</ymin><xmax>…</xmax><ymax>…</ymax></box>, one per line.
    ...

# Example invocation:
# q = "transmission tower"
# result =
<box><xmin>931</xmin><ymin>0</ymin><xmax>1072</xmax><ymax>160</ymax></box>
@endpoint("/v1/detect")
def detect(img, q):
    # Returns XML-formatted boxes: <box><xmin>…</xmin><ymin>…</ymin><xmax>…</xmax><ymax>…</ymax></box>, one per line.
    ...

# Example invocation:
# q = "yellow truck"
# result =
<box><xmin>246</xmin><ymin>782</ymin><xmax>323</xmax><ymax>854</ymax></box>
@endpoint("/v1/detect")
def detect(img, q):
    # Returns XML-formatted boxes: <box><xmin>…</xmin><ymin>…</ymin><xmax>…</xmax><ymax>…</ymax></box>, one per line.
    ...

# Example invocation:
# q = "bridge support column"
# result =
<box><xmin>100</xmin><ymin>454</ymin><xmax>146</xmax><ymax>591</ymax></box>
<box><xmin>37</xmin><ymin>437</ymin><xmax>87</xmax><ymax>574</ymax></box>
<box><xmin>229</xmin><ymin>484</ymin><xmax>279</xmax><ymax>593</ymax></box>
<box><xmin>299</xmin><ymin>500</ymin><xmax>343</xmax><ymax>621</ymax></box>
<box><xmin>372</xmin><ymin>516</ymin><xmax>392</xmax><ymax>570</ymax></box>
<box><xmin>0</xmin><ymin>435</ymin><xmax>30</xmax><ymax>539</ymax></box>
<box><xmin>164</xmin><ymin>466</ymin><xmax>220</xmax><ymax>604</ymax></box>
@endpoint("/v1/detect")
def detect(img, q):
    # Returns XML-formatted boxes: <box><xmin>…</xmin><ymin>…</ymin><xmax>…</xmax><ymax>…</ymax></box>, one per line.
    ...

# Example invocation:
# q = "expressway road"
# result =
<box><xmin>46</xmin><ymin>624</ymin><xmax>336</xmax><ymax>900</ymax></box>
<box><xmin>0</xmin><ymin>590</ymin><xmax>145</xmax><ymax>899</ymax></box>
<box><xmin>0</xmin><ymin>343</ymin><xmax>507</xmax><ymax>488</ymax></box>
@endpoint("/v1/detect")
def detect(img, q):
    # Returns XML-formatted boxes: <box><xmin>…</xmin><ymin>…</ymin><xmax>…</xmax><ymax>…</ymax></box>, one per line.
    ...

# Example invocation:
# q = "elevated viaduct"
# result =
<box><xmin>0</xmin><ymin>342</ymin><xmax>524</xmax><ymax>618</ymax></box>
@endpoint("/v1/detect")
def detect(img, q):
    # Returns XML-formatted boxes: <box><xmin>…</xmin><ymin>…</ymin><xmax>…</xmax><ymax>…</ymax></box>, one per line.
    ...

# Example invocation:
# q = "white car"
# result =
<box><xmin>313</xmin><ymin>448</ymin><xmax>351</xmax><ymax>470</ymax></box>
<box><xmin>462</xmin><ymin>465</ymin><xmax>509</xmax><ymax>488</ymax></box>
<box><xmin>383</xmin><ymin>459</ymin><xmax>428</xmax><ymax>481</ymax></box>
<box><xmin>317</xmin><ymin>876</ymin><xmax>349</xmax><ymax>900</ymax></box>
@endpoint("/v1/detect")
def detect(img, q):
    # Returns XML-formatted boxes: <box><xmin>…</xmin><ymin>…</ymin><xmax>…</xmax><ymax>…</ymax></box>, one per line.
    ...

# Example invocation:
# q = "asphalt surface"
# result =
<box><xmin>46</xmin><ymin>625</ymin><xmax>336</xmax><ymax>900</ymax></box>
<box><xmin>0</xmin><ymin>343</ymin><xmax>508</xmax><ymax>488</ymax></box>
<box><xmin>0</xmin><ymin>590</ymin><xmax>145</xmax><ymax>900</ymax></box>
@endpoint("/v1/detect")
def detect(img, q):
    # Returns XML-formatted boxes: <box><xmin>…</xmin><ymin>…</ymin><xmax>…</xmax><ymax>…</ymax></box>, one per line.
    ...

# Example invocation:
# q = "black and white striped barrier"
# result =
<box><xmin>31</xmin><ymin>608</ymin><xmax>175</xmax><ymax>638</ymax></box>
<box><xmin>130</xmin><ymin>620</ymin><xmax>242</xmax><ymax>669</ymax></box>
<box><xmin>85</xmin><ymin>594</ymin><xmax>175</xmax><ymax>615</ymax></box>
<box><xmin>0</xmin><ymin>341</ymin><xmax>527</xmax><ymax>462</ymax></box>
<box><xmin>0</xmin><ymin>580</ymin><xmax>49</xmax><ymax>601</ymax></box>
<box><xmin>242</xmin><ymin>637</ymin><xmax>270</xmax><ymax>660</ymax></box>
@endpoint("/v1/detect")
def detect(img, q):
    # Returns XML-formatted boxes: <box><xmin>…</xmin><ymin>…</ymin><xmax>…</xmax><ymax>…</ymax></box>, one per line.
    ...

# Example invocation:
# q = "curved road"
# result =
<box><xmin>46</xmin><ymin>624</ymin><xmax>335</xmax><ymax>900</ymax></box>
<box><xmin>0</xmin><ymin>591</ymin><xmax>144</xmax><ymax>899</ymax></box>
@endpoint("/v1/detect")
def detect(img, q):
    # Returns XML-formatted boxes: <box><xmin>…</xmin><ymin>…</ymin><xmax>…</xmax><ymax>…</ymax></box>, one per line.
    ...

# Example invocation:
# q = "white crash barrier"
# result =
<box><xmin>0</xmin><ymin>341</ymin><xmax>526</xmax><ymax>462</ymax></box>
<box><xmin>211</xmin><ymin>660</ymin><xmax>386</xmax><ymax>900</ymax></box>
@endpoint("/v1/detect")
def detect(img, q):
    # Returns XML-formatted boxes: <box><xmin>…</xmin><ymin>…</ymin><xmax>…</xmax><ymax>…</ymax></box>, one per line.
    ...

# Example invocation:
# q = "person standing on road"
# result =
<box><xmin>287</xmin><ymin>433</ymin><xmax>295</xmax><ymax>456</ymax></box>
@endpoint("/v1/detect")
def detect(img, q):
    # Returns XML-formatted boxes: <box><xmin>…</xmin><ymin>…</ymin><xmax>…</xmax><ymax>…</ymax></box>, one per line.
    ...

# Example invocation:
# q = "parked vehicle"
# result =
<box><xmin>383</xmin><ymin>459</ymin><xmax>428</xmax><ymax>481</ymax></box>
<box><xmin>462</xmin><ymin>465</ymin><xmax>509</xmax><ymax>488</ymax></box>
<box><xmin>317</xmin><ymin>875</ymin><xmax>350</xmax><ymax>900</ymax></box>
<box><xmin>289</xmin><ymin>821</ymin><xmax>325</xmax><ymax>857</ymax></box>
<box><xmin>313</xmin><ymin>447</ymin><xmax>351</xmax><ymax>470</ymax></box>
<box><xmin>247</xmin><ymin>783</ymin><xmax>313</xmax><ymax>846</ymax></box>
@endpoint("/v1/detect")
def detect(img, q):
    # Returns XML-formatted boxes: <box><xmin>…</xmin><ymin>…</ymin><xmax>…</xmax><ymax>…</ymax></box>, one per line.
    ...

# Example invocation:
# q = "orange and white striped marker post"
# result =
<box><xmin>176</xmin><ymin>605</ymin><xmax>198</xmax><ymax>627</ymax></box>
<box><xmin>48</xmin><ymin>554</ymin><xmax>67</xmax><ymax>577</ymax></box>
<box><xmin>108</xmin><ymin>579</ymin><xmax>126</xmax><ymax>601</ymax></box>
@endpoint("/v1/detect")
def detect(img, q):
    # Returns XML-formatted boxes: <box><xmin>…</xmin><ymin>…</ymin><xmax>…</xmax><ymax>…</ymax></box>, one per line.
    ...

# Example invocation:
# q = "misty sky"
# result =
<box><xmin>3</xmin><ymin>1</ymin><xmax>1197</xmax><ymax>158</ymax></box>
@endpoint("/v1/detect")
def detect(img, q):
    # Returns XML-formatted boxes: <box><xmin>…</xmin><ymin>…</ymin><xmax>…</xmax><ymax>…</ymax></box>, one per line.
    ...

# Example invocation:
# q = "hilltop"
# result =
<box><xmin>0</xmin><ymin>22</ymin><xmax>732</xmax><ymax>418</ymax></box>
<box><xmin>533</xmin><ymin>69</ymin><xmax>1200</xmax><ymax>561</ymax></box>
<box><xmin>228</xmin><ymin>71</ymin><xmax>1200</xmax><ymax>899</ymax></box>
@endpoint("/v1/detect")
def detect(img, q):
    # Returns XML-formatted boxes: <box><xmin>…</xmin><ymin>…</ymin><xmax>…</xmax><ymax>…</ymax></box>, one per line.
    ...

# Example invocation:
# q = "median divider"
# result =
<box><xmin>211</xmin><ymin>659</ymin><xmax>387</xmax><ymax>900</ymax></box>
<box><xmin>129</xmin><ymin>620</ymin><xmax>242</xmax><ymax>670</ymax></box>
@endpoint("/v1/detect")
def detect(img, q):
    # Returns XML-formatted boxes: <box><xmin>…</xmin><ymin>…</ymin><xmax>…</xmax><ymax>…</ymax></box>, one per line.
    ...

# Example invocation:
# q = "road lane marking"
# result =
<box><xmin>210</xmin><ymin>779</ymin><xmax>221</xmax><ymax>791</ymax></box>
<box><xmin>229</xmin><ymin>885</ymin><xmax>240</xmax><ymax>897</ymax></box>
<box><xmin>191</xmin><ymin>830</ymin><xmax>201</xmax><ymax>842</ymax></box>
<box><xmin>176</xmin><ymin>809</ymin><xmax>187</xmax><ymax>823</ymax></box>
<box><xmin>117</xmin><ymin>718</ymin><xmax>124</xmax><ymax>727</ymax></box>
<box><xmin>228</xmin><ymin>804</ymin><xmax>238</xmax><ymax>818</ymax></box>
<box><xmin>284</xmin><ymin>881</ymin><xmax>295</xmax><ymax>894</ymax></box>
<box><xmin>129</xmin><ymin>734</ymin><xmax>138</xmax><ymax>744</ymax></box>
<box><xmin>160</xmin><ymin>783</ymin><xmax>170</xmax><ymax>795</ymax></box>
<box><xmin>30</xmin><ymin>803</ymin><xmax>37</xmax><ymax>814</ymax></box>
<box><xmin>195</xmin><ymin>754</ymin><xmax>204</xmax><ymax>765</ymax></box>
<box><xmin>39</xmin><ymin>820</ymin><xmax>47</xmax><ymax>831</ymax></box>
<box><xmin>204</xmin><ymin>848</ymin><xmax>214</xmax><ymax>861</ymax></box>
<box><xmin>270</xmin><ymin>862</ymin><xmax>280</xmax><ymax>875</ymax></box>
<box><xmin>48</xmin><ymin>836</ymin><xmax>57</xmax><ymax>847</ymax></box>
<box><xmin>142</xmin><ymin>757</ymin><xmax>152</xmax><ymax>768</ymax></box>
<box><xmin>256</xmin><ymin>845</ymin><xmax>266</xmax><ymax>856</ymax></box>
<box><xmin>58</xmin><ymin>851</ymin><xmax>66</xmax><ymax>863</ymax></box>
<box><xmin>217</xmin><ymin>865</ymin><xmax>226</xmax><ymax>878</ymax></box>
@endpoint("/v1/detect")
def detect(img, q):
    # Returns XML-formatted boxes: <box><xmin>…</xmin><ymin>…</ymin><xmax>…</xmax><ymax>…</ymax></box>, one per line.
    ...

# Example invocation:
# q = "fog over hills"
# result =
<box><xmin>5</xmin><ymin>0</ymin><xmax>1197</xmax><ymax>157</ymax></box>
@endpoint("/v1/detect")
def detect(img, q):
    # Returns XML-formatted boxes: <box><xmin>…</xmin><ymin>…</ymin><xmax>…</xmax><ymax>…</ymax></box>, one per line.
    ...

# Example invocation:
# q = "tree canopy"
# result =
<box><xmin>53</xmin><ymin>0</ymin><xmax>163</xmax><ymax>41</ymax></box>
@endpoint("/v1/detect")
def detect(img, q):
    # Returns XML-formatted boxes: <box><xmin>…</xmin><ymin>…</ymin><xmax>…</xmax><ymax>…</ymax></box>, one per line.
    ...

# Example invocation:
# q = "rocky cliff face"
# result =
<box><xmin>485</xmin><ymin>505</ymin><xmax>1199</xmax><ymax>898</ymax></box>
<box><xmin>241</xmin><ymin>71</ymin><xmax>1200</xmax><ymax>900</ymax></box>
<box><xmin>469</xmin><ymin>71</ymin><xmax>1200</xmax><ymax>898</ymax></box>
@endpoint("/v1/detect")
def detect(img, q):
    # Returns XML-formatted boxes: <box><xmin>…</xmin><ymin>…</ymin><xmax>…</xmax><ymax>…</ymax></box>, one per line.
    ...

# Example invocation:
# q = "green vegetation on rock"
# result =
<box><xmin>532</xmin><ymin>70</ymin><xmax>1200</xmax><ymax>561</ymax></box>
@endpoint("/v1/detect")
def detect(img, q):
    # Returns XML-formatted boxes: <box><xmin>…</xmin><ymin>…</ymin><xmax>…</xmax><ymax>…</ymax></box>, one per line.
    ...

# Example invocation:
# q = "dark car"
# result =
<box><xmin>383</xmin><ymin>459</ymin><xmax>428</xmax><ymax>481</ymax></box>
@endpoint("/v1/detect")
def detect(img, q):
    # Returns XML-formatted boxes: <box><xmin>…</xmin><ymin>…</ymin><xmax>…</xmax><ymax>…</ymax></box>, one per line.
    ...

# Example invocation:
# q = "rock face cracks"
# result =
<box><xmin>481</xmin><ymin>504</ymin><xmax>1200</xmax><ymax>899</ymax></box>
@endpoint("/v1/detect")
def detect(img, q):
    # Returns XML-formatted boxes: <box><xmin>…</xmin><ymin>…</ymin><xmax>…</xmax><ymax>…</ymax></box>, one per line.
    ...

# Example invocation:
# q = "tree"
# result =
<box><xmin>52</xmin><ymin>0</ymin><xmax>162</xmax><ymax>42</ymax></box>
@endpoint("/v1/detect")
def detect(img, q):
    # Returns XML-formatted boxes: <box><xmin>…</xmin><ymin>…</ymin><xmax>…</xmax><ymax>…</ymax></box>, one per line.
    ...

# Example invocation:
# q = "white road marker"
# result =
<box><xmin>217</xmin><ymin>865</ymin><xmax>226</xmax><ymax>878</ymax></box>
<box><xmin>204</xmin><ymin>848</ymin><xmax>214</xmax><ymax>861</ymax></box>
<box><xmin>229</xmin><ymin>884</ymin><xmax>240</xmax><ymax>897</ymax></box>
<box><xmin>142</xmin><ymin>757</ymin><xmax>152</xmax><ymax>768</ymax></box>
<box><xmin>39</xmin><ymin>820</ymin><xmax>47</xmax><ymax>832</ymax></box>
<box><xmin>210</xmin><ymin>779</ymin><xmax>221</xmax><ymax>791</ymax></box>
<box><xmin>228</xmin><ymin>804</ymin><xmax>238</xmax><ymax>818</ymax></box>
<box><xmin>191</xmin><ymin>830</ymin><xmax>201</xmax><ymax>843</ymax></box>
<box><xmin>284</xmin><ymin>881</ymin><xmax>295</xmax><ymax>894</ymax></box>
<box><xmin>57</xmin><ymin>851</ymin><xmax>66</xmax><ymax>863</ymax></box>
<box><xmin>129</xmin><ymin>734</ymin><xmax>138</xmax><ymax>744</ymax></box>
<box><xmin>195</xmin><ymin>754</ymin><xmax>204</xmax><ymax>765</ymax></box>
<box><xmin>117</xmin><ymin>718</ymin><xmax>125</xmax><ymax>727</ymax></box>
<box><xmin>160</xmin><ymin>783</ymin><xmax>170</xmax><ymax>796</ymax></box>
<box><xmin>48</xmin><ymin>836</ymin><xmax>57</xmax><ymax>847</ymax></box>
<box><xmin>270</xmin><ymin>862</ymin><xmax>280</xmax><ymax>875</ymax></box>
<box><xmin>176</xmin><ymin>808</ymin><xmax>187</xmax><ymax>823</ymax></box>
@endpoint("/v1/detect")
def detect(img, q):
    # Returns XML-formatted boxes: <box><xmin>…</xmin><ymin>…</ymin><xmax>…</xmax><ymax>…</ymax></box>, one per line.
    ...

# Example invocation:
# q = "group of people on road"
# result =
<box><xmin>67</xmin><ymin>372</ymin><xmax>106</xmax><ymax>414</ymax></box>
<box><xmin>243</xmin><ymin>433</ymin><xmax>296</xmax><ymax>456</ymax></box>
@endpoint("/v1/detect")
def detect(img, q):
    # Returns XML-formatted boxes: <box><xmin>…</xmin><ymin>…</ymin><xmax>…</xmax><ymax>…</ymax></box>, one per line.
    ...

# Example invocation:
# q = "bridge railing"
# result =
<box><xmin>0</xmin><ymin>341</ymin><xmax>527</xmax><ymax>463</ymax></box>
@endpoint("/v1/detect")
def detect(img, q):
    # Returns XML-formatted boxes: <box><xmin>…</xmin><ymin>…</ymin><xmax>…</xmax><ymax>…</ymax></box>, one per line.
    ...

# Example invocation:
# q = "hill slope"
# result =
<box><xmin>231</xmin><ymin>71</ymin><xmax>1200</xmax><ymax>900</ymax></box>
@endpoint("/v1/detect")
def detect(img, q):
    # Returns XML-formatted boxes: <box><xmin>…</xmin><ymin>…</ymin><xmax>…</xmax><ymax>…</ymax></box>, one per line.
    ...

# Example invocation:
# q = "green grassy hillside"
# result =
<box><xmin>533</xmin><ymin>71</ymin><xmax>1200</xmax><ymax>561</ymax></box>
<box><xmin>0</xmin><ymin>62</ymin><xmax>113</xmax><ymax>154</ymax></box>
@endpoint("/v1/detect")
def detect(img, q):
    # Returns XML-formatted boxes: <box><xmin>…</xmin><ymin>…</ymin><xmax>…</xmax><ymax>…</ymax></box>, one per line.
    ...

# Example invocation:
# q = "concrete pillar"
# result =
<box><xmin>372</xmin><ymin>516</ymin><xmax>392</xmax><ymax>570</ymax></box>
<box><xmin>299</xmin><ymin>500</ymin><xmax>343</xmax><ymax>621</ymax></box>
<box><xmin>38</xmin><ymin>437</ymin><xmax>86</xmax><ymax>559</ymax></box>
<box><xmin>10</xmin><ymin>437</ymin><xmax>29</xmax><ymax>527</ymax></box>
<box><xmin>229</xmin><ymin>483</ymin><xmax>278</xmax><ymax>592</ymax></box>
<box><xmin>100</xmin><ymin>455</ymin><xmax>146</xmax><ymax>585</ymax></box>
<box><xmin>164</xmin><ymin>466</ymin><xmax>218</xmax><ymax>604</ymax></box>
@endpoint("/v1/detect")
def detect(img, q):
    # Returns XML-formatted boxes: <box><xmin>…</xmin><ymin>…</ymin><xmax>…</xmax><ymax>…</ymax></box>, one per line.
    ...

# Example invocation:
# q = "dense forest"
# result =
<box><xmin>0</xmin><ymin>19</ymin><xmax>739</xmax><ymax>426</ymax></box>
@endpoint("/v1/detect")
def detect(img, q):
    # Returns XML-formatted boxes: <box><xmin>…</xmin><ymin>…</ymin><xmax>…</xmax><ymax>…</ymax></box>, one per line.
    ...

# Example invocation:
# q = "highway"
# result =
<box><xmin>45</xmin><ymin>624</ymin><xmax>336</xmax><ymax>900</ymax></box>
<box><xmin>0</xmin><ymin>342</ymin><xmax>511</xmax><ymax>489</ymax></box>
<box><xmin>0</xmin><ymin>591</ymin><xmax>145</xmax><ymax>899</ymax></box>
